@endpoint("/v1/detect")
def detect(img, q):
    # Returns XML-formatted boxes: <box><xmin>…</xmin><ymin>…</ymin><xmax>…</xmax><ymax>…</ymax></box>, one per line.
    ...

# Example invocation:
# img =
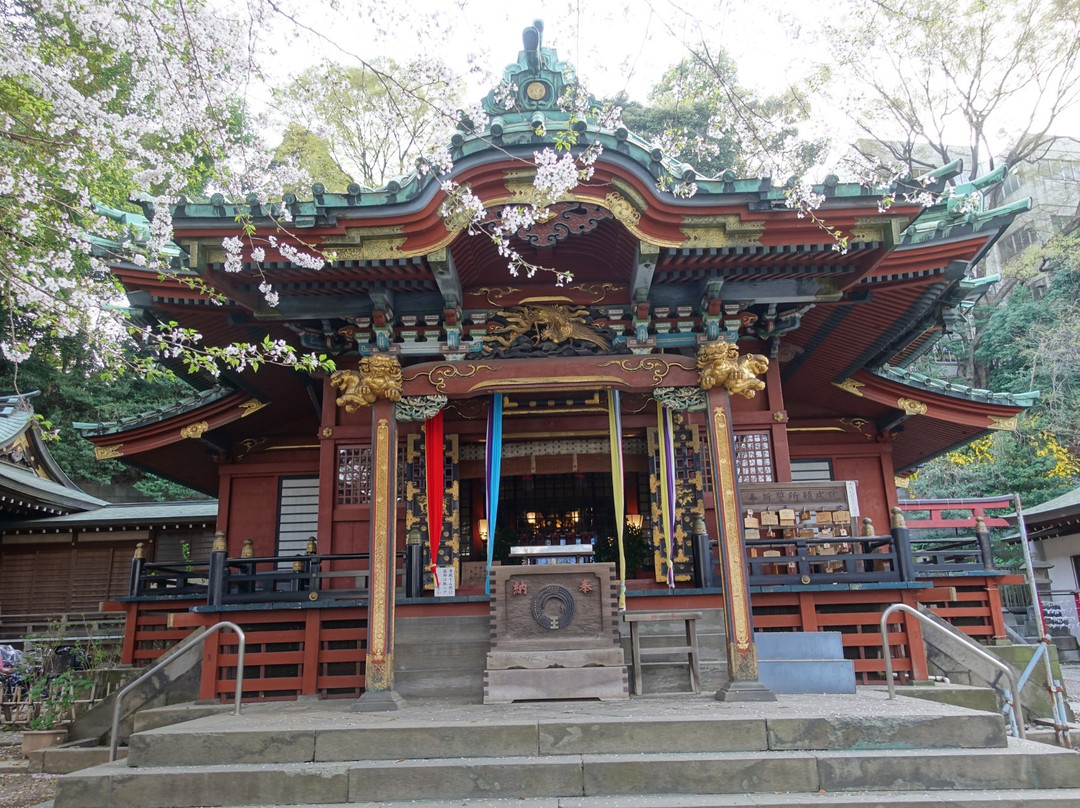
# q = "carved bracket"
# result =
<box><xmin>696</xmin><ymin>340</ymin><xmax>769</xmax><ymax>399</ymax></box>
<box><xmin>331</xmin><ymin>354</ymin><xmax>403</xmax><ymax>412</ymax></box>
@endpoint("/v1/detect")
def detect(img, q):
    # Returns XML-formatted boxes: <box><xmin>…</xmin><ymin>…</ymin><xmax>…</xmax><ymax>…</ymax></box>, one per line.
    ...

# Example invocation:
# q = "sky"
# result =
<box><xmin>261</xmin><ymin>0</ymin><xmax>810</xmax><ymax>105</ymax></box>
<box><xmin>255</xmin><ymin>0</ymin><xmax>1080</xmax><ymax>177</ymax></box>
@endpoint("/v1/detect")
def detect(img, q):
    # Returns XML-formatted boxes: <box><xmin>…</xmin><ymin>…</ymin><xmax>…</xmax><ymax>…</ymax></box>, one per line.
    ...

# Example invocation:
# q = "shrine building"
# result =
<box><xmin>74</xmin><ymin>26</ymin><xmax>1036</xmax><ymax>704</ymax></box>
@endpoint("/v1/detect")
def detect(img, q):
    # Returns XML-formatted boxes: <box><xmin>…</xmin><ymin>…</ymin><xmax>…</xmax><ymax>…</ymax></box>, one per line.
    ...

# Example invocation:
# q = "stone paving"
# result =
<box><xmin>0</xmin><ymin>732</ymin><xmax>57</xmax><ymax>808</ymax></box>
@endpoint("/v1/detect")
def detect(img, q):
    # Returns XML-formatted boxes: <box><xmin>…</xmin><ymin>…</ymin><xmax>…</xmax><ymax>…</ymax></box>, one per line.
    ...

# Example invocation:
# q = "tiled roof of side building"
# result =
<box><xmin>1</xmin><ymin>499</ymin><xmax>218</xmax><ymax>530</ymax></box>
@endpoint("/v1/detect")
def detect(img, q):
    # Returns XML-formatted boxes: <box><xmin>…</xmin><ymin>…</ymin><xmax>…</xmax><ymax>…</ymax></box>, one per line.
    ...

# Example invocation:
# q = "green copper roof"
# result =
<box><xmin>877</xmin><ymin>364</ymin><xmax>1039</xmax><ymax>407</ymax></box>
<box><xmin>74</xmin><ymin>384</ymin><xmax>237</xmax><ymax>437</ymax></box>
<box><xmin>0</xmin><ymin>462</ymin><xmax>108</xmax><ymax>513</ymax></box>
<box><xmin>900</xmin><ymin>163</ymin><xmax>1032</xmax><ymax>246</ymax></box>
<box><xmin>88</xmin><ymin>200</ymin><xmax>185</xmax><ymax>261</ymax></box>
<box><xmin>0</xmin><ymin>393</ymin><xmax>34</xmax><ymax>448</ymax></box>
<box><xmin>1</xmin><ymin>392</ymin><xmax>107</xmax><ymax>515</ymax></box>
<box><xmin>156</xmin><ymin>23</ymin><xmax>959</xmax><ymax>228</ymax></box>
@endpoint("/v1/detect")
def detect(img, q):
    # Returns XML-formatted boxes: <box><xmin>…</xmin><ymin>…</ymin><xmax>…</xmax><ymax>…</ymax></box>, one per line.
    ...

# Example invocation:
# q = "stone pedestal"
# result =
<box><xmin>484</xmin><ymin>563</ymin><xmax>628</xmax><ymax>703</ymax></box>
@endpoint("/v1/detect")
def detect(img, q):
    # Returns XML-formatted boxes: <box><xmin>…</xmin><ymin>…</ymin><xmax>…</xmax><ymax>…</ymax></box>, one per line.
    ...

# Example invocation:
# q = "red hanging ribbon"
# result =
<box><xmin>425</xmin><ymin>410</ymin><xmax>444</xmax><ymax>587</ymax></box>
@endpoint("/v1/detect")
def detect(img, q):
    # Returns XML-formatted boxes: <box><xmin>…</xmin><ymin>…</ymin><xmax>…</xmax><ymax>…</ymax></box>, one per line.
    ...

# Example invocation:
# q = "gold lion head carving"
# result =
<box><xmin>330</xmin><ymin>355</ymin><xmax>403</xmax><ymax>412</ymax></box>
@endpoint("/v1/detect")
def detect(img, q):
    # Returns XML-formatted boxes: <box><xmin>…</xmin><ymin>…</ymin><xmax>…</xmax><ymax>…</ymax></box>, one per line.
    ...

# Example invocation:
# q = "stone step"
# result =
<box><xmin>122</xmin><ymin>708</ymin><xmax>1010</xmax><ymax>768</ymax></box>
<box><xmin>184</xmin><ymin>791</ymin><xmax>1080</xmax><ymax>808</ymax></box>
<box><xmin>394</xmin><ymin>615</ymin><xmax>490</xmax><ymax>701</ymax></box>
<box><xmin>54</xmin><ymin>741</ymin><xmax>1080</xmax><ymax>808</ymax></box>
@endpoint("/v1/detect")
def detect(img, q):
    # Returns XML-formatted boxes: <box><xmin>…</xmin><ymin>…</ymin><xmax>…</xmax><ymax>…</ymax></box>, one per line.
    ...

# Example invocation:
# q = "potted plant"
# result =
<box><xmin>593</xmin><ymin>524</ymin><xmax>650</xmax><ymax>578</ymax></box>
<box><xmin>16</xmin><ymin>621</ymin><xmax>95</xmax><ymax>757</ymax></box>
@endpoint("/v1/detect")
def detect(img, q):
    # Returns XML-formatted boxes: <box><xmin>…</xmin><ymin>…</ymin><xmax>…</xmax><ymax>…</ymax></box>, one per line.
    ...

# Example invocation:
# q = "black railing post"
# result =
<box><xmin>890</xmin><ymin>507</ymin><xmax>915</xmax><ymax>582</ymax></box>
<box><xmin>129</xmin><ymin>542</ymin><xmax>145</xmax><ymax>596</ymax></box>
<box><xmin>305</xmin><ymin>536</ymin><xmax>320</xmax><ymax>593</ymax></box>
<box><xmin>293</xmin><ymin>558</ymin><xmax>307</xmax><ymax>592</ymax></box>
<box><xmin>237</xmin><ymin>539</ymin><xmax>255</xmax><ymax>595</ymax></box>
<box><xmin>405</xmin><ymin>526</ymin><xmax>423</xmax><ymax>598</ymax></box>
<box><xmin>207</xmin><ymin>531</ymin><xmax>227</xmax><ymax>606</ymax></box>
<box><xmin>795</xmin><ymin>538</ymin><xmax>810</xmax><ymax>580</ymax></box>
<box><xmin>691</xmin><ymin>516</ymin><xmax>716</xmax><ymax>589</ymax></box>
<box><xmin>975</xmin><ymin>514</ymin><xmax>995</xmax><ymax>571</ymax></box>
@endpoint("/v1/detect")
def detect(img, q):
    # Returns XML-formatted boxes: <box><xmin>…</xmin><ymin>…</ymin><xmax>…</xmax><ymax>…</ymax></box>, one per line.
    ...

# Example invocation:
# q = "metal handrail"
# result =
<box><xmin>1014</xmin><ymin>636</ymin><xmax>1073</xmax><ymax>749</ymax></box>
<box><xmin>879</xmin><ymin>603</ymin><xmax>1025</xmax><ymax>740</ymax></box>
<box><xmin>109</xmin><ymin>621</ymin><xmax>246</xmax><ymax>761</ymax></box>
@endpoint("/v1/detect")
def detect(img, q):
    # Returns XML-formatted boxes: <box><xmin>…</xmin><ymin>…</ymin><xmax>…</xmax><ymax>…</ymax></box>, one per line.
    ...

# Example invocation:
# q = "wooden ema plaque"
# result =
<box><xmin>483</xmin><ymin>563</ymin><xmax>628</xmax><ymax>703</ymax></box>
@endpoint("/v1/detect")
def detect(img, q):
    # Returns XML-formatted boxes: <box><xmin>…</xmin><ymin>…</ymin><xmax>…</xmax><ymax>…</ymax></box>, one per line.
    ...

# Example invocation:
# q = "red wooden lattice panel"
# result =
<box><xmin>194</xmin><ymin>607</ymin><xmax>368</xmax><ymax>702</ymax></box>
<box><xmin>128</xmin><ymin>600</ymin><xmax>201</xmax><ymax>664</ymax></box>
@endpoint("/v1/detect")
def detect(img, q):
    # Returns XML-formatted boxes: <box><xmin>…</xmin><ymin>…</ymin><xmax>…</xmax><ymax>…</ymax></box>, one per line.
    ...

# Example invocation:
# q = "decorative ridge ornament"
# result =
<box><xmin>238</xmin><ymin>399</ymin><xmax>268</xmax><ymax>417</ymax></box>
<box><xmin>896</xmin><ymin>397</ymin><xmax>928</xmax><ymax>416</ymax></box>
<box><xmin>988</xmin><ymin>414</ymin><xmax>1019</xmax><ymax>431</ymax></box>
<box><xmin>480</xmin><ymin>21</ymin><xmax>590</xmax><ymax>116</ymax></box>
<box><xmin>179</xmin><ymin>421</ymin><xmax>209</xmax><ymax>439</ymax></box>
<box><xmin>696</xmin><ymin>341</ymin><xmax>769</xmax><ymax>399</ymax></box>
<box><xmin>331</xmin><ymin>355</ymin><xmax>403</xmax><ymax>412</ymax></box>
<box><xmin>834</xmin><ymin>378</ymin><xmax>865</xmax><ymax>397</ymax></box>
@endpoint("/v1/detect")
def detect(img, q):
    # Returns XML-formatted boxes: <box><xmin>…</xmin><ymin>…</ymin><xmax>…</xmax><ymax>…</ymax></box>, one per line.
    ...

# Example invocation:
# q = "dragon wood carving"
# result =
<box><xmin>696</xmin><ymin>341</ymin><xmax>769</xmax><ymax>399</ymax></box>
<box><xmin>482</xmin><ymin>304</ymin><xmax>612</xmax><ymax>354</ymax></box>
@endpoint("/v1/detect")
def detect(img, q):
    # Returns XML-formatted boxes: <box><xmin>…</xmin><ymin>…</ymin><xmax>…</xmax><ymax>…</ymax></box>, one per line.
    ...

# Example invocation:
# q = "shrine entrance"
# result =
<box><xmin>498</xmin><ymin>471</ymin><xmax>618</xmax><ymax>550</ymax></box>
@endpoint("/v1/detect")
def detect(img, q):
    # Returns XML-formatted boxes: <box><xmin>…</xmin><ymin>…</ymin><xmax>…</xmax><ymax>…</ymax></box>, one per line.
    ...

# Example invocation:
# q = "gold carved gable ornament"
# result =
<box><xmin>331</xmin><ymin>354</ymin><xmax>403</xmax><ymax>412</ymax></box>
<box><xmin>482</xmin><ymin>304</ymin><xmax>611</xmax><ymax>354</ymax></box>
<box><xmin>695</xmin><ymin>341</ymin><xmax>769</xmax><ymax>399</ymax></box>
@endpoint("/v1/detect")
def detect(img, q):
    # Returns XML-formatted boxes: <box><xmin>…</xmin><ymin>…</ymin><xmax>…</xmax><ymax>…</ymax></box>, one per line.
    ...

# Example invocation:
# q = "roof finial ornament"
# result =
<box><xmin>522</xmin><ymin>21</ymin><xmax>544</xmax><ymax>70</ymax></box>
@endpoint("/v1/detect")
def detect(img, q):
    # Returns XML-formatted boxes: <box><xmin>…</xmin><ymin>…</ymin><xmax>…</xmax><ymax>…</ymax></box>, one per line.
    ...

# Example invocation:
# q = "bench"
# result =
<box><xmin>622</xmin><ymin>610</ymin><xmax>703</xmax><ymax>696</ymax></box>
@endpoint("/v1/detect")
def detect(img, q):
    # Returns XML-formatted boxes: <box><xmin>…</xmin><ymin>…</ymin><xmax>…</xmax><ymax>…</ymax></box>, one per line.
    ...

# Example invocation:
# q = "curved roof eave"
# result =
<box><xmin>0</xmin><ymin>462</ymin><xmax>108</xmax><ymax>514</ymax></box>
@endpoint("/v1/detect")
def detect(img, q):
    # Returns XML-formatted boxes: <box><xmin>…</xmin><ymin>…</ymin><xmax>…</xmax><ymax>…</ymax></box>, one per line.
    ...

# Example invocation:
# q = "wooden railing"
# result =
<box><xmin>122</xmin><ymin>500</ymin><xmax>1005</xmax><ymax>608</ymax></box>
<box><xmin>909</xmin><ymin>535</ymin><xmax>994</xmax><ymax>574</ymax></box>
<box><xmin>130</xmin><ymin>561</ymin><xmax>211</xmax><ymax>599</ymax></box>
<box><xmin>130</xmin><ymin>547</ymin><xmax>421</xmax><ymax>605</ymax></box>
<box><xmin>217</xmin><ymin>553</ymin><xmax>388</xmax><ymax>604</ymax></box>
<box><xmin>741</xmin><ymin>504</ymin><xmax>998</xmax><ymax>588</ymax></box>
<box><xmin>746</xmin><ymin>535</ymin><xmax>902</xmax><ymax>586</ymax></box>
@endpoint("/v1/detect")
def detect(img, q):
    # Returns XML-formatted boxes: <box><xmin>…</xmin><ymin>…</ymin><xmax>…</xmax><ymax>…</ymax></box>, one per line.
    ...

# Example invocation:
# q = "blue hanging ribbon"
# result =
<box><xmin>485</xmin><ymin>394</ymin><xmax>503</xmax><ymax>595</ymax></box>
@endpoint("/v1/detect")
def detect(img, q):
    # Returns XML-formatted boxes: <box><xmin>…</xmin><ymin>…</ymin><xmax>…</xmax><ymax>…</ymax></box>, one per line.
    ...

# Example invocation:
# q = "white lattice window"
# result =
<box><xmin>734</xmin><ymin>431</ymin><xmax>774</xmax><ymax>483</ymax></box>
<box><xmin>337</xmin><ymin>446</ymin><xmax>372</xmax><ymax>505</ymax></box>
<box><xmin>278</xmin><ymin>477</ymin><xmax>319</xmax><ymax>564</ymax></box>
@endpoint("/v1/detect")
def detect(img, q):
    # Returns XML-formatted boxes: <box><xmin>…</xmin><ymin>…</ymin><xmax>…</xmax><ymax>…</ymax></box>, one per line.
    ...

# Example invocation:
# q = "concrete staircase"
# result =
<box><xmin>53</xmin><ymin>692</ymin><xmax>1080</xmax><ymax>808</ymax></box>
